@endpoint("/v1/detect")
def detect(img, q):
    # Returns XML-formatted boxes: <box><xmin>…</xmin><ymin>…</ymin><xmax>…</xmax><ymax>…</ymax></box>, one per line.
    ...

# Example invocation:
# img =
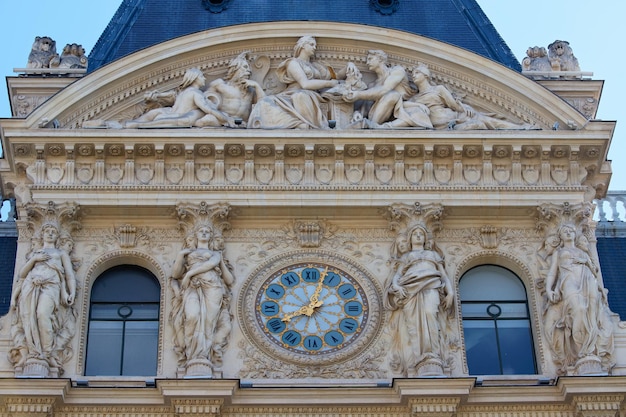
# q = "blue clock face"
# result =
<box><xmin>255</xmin><ymin>263</ymin><xmax>368</xmax><ymax>356</ymax></box>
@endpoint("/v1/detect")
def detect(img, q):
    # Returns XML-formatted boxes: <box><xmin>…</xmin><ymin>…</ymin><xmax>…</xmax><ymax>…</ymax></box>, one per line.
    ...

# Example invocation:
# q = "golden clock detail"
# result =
<box><xmin>239</xmin><ymin>251</ymin><xmax>383</xmax><ymax>366</ymax></box>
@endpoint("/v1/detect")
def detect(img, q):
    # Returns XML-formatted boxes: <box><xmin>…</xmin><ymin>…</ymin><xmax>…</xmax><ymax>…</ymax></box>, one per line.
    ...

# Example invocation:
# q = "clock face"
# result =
<box><xmin>256</xmin><ymin>263</ymin><xmax>368</xmax><ymax>356</ymax></box>
<box><xmin>239</xmin><ymin>251</ymin><xmax>383</xmax><ymax>366</ymax></box>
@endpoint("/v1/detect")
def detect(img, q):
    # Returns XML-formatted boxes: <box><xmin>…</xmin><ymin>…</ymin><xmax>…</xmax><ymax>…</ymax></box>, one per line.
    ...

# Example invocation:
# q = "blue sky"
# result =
<box><xmin>0</xmin><ymin>1</ymin><xmax>624</xmax><ymax>191</ymax></box>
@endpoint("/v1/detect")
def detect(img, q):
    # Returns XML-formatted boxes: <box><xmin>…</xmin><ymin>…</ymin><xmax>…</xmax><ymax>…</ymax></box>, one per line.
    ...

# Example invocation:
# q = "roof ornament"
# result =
<box><xmin>370</xmin><ymin>0</ymin><xmax>400</xmax><ymax>15</ymax></box>
<box><xmin>202</xmin><ymin>0</ymin><xmax>232</xmax><ymax>13</ymax></box>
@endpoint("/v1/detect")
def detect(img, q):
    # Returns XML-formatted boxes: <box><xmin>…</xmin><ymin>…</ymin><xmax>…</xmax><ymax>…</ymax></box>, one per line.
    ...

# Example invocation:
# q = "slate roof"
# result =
<box><xmin>0</xmin><ymin>231</ymin><xmax>17</xmax><ymax>316</ymax></box>
<box><xmin>88</xmin><ymin>0</ymin><xmax>521</xmax><ymax>72</ymax></box>
<box><xmin>597</xmin><ymin>237</ymin><xmax>626</xmax><ymax>320</ymax></box>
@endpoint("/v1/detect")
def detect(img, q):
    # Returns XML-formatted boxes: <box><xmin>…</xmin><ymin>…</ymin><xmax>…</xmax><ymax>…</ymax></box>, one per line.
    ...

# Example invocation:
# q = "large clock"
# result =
<box><xmin>239</xmin><ymin>251</ymin><xmax>383</xmax><ymax>366</ymax></box>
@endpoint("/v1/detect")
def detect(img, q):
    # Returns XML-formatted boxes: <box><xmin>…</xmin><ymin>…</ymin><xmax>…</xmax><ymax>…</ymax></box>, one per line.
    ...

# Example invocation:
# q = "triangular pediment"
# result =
<box><xmin>23</xmin><ymin>22</ymin><xmax>586</xmax><ymax>131</ymax></box>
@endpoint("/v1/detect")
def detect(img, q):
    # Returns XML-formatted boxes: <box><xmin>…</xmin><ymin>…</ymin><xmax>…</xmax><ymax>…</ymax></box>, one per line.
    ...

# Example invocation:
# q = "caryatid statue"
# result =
<box><xmin>9</xmin><ymin>201</ymin><xmax>80</xmax><ymax>378</ymax></box>
<box><xmin>170</xmin><ymin>202</ymin><xmax>235</xmax><ymax>377</ymax></box>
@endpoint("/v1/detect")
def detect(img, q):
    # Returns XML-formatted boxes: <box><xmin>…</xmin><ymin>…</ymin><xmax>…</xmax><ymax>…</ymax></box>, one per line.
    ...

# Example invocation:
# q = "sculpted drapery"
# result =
<box><xmin>543</xmin><ymin>223</ymin><xmax>614</xmax><ymax>374</ymax></box>
<box><xmin>248</xmin><ymin>36</ymin><xmax>339</xmax><ymax>129</ymax></box>
<box><xmin>384</xmin><ymin>224</ymin><xmax>455</xmax><ymax>376</ymax></box>
<box><xmin>170</xmin><ymin>225</ymin><xmax>234</xmax><ymax>376</ymax></box>
<box><xmin>9</xmin><ymin>223</ymin><xmax>76</xmax><ymax>376</ymax></box>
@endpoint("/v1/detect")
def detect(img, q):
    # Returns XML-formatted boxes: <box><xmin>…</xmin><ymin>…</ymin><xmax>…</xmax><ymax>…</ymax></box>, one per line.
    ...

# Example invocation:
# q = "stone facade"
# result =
<box><xmin>0</xmin><ymin>20</ymin><xmax>624</xmax><ymax>416</ymax></box>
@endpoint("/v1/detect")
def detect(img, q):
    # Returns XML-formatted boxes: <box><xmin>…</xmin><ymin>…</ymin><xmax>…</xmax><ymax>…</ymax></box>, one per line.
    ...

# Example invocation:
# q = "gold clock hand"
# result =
<box><xmin>281</xmin><ymin>304</ymin><xmax>314</xmax><ymax>323</ymax></box>
<box><xmin>308</xmin><ymin>268</ymin><xmax>327</xmax><ymax>307</ymax></box>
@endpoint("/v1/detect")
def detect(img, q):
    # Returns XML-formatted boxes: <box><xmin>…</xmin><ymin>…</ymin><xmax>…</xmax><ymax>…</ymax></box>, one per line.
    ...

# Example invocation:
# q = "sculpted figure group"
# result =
<box><xmin>88</xmin><ymin>36</ymin><xmax>535</xmax><ymax>130</ymax></box>
<box><xmin>27</xmin><ymin>36</ymin><xmax>87</xmax><ymax>70</ymax></box>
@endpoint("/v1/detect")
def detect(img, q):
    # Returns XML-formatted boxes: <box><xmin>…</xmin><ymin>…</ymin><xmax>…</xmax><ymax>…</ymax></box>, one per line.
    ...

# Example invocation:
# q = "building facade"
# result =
<box><xmin>1</xmin><ymin>1</ymin><xmax>625</xmax><ymax>416</ymax></box>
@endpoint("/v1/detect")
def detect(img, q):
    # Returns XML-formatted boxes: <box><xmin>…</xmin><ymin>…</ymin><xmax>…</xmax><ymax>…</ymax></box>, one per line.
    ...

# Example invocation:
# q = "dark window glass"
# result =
<box><xmin>85</xmin><ymin>266</ymin><xmax>160</xmax><ymax>376</ymax></box>
<box><xmin>460</xmin><ymin>265</ymin><xmax>537</xmax><ymax>375</ymax></box>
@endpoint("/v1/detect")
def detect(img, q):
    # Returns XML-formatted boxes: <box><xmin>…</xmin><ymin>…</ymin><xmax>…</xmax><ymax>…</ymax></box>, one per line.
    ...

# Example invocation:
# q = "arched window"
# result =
<box><xmin>85</xmin><ymin>265</ymin><xmax>160</xmax><ymax>376</ymax></box>
<box><xmin>459</xmin><ymin>265</ymin><xmax>537</xmax><ymax>375</ymax></box>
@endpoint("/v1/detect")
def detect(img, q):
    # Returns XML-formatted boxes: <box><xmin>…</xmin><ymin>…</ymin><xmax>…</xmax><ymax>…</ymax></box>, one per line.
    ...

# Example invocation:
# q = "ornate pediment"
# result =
<box><xmin>16</xmin><ymin>22</ymin><xmax>588</xmax><ymax>132</ymax></box>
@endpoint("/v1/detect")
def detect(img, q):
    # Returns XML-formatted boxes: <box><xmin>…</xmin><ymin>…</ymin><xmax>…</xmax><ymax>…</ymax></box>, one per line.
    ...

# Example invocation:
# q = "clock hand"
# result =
<box><xmin>308</xmin><ymin>268</ymin><xmax>327</xmax><ymax>308</ymax></box>
<box><xmin>283</xmin><ymin>269</ymin><xmax>330</xmax><ymax>323</ymax></box>
<box><xmin>281</xmin><ymin>304</ymin><xmax>314</xmax><ymax>323</ymax></box>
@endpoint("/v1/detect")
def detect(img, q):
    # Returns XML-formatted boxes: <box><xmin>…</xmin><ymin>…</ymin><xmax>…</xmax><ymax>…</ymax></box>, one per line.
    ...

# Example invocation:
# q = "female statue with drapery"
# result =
<box><xmin>170</xmin><ymin>202</ymin><xmax>234</xmax><ymax>377</ymax></box>
<box><xmin>543</xmin><ymin>222</ymin><xmax>614</xmax><ymax>374</ymax></box>
<box><xmin>384</xmin><ymin>224</ymin><xmax>455</xmax><ymax>376</ymax></box>
<box><xmin>9</xmin><ymin>202</ymin><xmax>80</xmax><ymax>378</ymax></box>
<box><xmin>248</xmin><ymin>35</ymin><xmax>342</xmax><ymax>129</ymax></box>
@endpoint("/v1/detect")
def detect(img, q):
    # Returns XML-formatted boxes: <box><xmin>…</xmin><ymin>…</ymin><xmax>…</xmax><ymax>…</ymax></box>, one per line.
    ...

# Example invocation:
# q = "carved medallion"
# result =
<box><xmin>522</xmin><ymin>164</ymin><xmax>539</xmax><ymax>185</ymax></box>
<box><xmin>493</xmin><ymin>165</ymin><xmax>510</xmax><ymax>184</ymax></box>
<box><xmin>76</xmin><ymin>164</ymin><xmax>94</xmax><ymax>184</ymax></box>
<box><xmin>375</xmin><ymin>164</ymin><xmax>393</xmax><ymax>184</ymax></box>
<box><xmin>551</xmin><ymin>165</ymin><xmax>568</xmax><ymax>185</ymax></box>
<box><xmin>46</xmin><ymin>164</ymin><xmax>64</xmax><ymax>184</ymax></box>
<box><xmin>434</xmin><ymin>165</ymin><xmax>451</xmax><ymax>184</ymax></box>
<box><xmin>195</xmin><ymin>164</ymin><xmax>213</xmax><ymax>184</ymax></box>
<box><xmin>255</xmin><ymin>164</ymin><xmax>274</xmax><ymax>185</ymax></box>
<box><xmin>106</xmin><ymin>164</ymin><xmax>124</xmax><ymax>184</ymax></box>
<box><xmin>226</xmin><ymin>165</ymin><xmax>243</xmax><ymax>184</ymax></box>
<box><xmin>166</xmin><ymin>164</ymin><xmax>184</xmax><ymax>185</ymax></box>
<box><xmin>315</xmin><ymin>164</ymin><xmax>334</xmax><ymax>184</ymax></box>
<box><xmin>286</xmin><ymin>165</ymin><xmax>303</xmax><ymax>185</ymax></box>
<box><xmin>405</xmin><ymin>165</ymin><xmax>422</xmax><ymax>185</ymax></box>
<box><xmin>345</xmin><ymin>164</ymin><xmax>363</xmax><ymax>185</ymax></box>
<box><xmin>463</xmin><ymin>165</ymin><xmax>481</xmax><ymax>185</ymax></box>
<box><xmin>136</xmin><ymin>164</ymin><xmax>154</xmax><ymax>184</ymax></box>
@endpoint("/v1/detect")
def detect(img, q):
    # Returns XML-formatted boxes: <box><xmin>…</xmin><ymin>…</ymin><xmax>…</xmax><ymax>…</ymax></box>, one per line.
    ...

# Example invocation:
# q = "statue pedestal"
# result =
<box><xmin>573</xmin><ymin>355</ymin><xmax>604</xmax><ymax>376</ymax></box>
<box><xmin>411</xmin><ymin>357</ymin><xmax>445</xmax><ymax>377</ymax></box>
<box><xmin>20</xmin><ymin>358</ymin><xmax>51</xmax><ymax>378</ymax></box>
<box><xmin>183</xmin><ymin>359</ymin><xmax>213</xmax><ymax>378</ymax></box>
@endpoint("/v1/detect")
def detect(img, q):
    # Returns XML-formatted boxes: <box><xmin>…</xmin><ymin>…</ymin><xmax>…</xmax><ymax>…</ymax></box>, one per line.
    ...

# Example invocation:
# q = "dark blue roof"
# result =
<box><xmin>597</xmin><ymin>237</ymin><xmax>626</xmax><ymax>320</ymax></box>
<box><xmin>88</xmin><ymin>0</ymin><xmax>521</xmax><ymax>72</ymax></box>
<box><xmin>0</xmin><ymin>234</ymin><xmax>17</xmax><ymax>316</ymax></box>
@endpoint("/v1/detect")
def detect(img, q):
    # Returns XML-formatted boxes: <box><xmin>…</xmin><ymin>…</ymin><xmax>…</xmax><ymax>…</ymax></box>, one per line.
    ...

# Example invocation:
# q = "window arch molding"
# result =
<box><xmin>453</xmin><ymin>251</ymin><xmax>545</xmax><ymax>374</ymax></box>
<box><xmin>77</xmin><ymin>250</ymin><xmax>166</xmax><ymax>376</ymax></box>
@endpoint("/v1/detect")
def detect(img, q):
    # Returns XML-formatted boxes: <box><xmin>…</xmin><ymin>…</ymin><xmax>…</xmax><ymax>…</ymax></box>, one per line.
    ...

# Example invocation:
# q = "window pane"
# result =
<box><xmin>498</xmin><ymin>320</ymin><xmax>536</xmax><ymax>374</ymax></box>
<box><xmin>85</xmin><ymin>321</ymin><xmax>123</xmax><ymax>375</ymax></box>
<box><xmin>463</xmin><ymin>320</ymin><xmax>501</xmax><ymax>375</ymax></box>
<box><xmin>86</xmin><ymin>265</ymin><xmax>161</xmax><ymax>376</ymax></box>
<box><xmin>122</xmin><ymin>321</ymin><xmax>159</xmax><ymax>376</ymax></box>
<box><xmin>460</xmin><ymin>265</ymin><xmax>537</xmax><ymax>375</ymax></box>
<box><xmin>91</xmin><ymin>265</ymin><xmax>160</xmax><ymax>302</ymax></box>
<box><xmin>460</xmin><ymin>265</ymin><xmax>527</xmax><ymax>301</ymax></box>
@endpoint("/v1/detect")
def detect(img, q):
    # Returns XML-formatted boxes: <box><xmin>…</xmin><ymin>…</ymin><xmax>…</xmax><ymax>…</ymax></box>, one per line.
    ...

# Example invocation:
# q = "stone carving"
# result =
<box><xmin>381</xmin><ymin>203</ymin><xmax>456</xmax><ymax>376</ymax></box>
<box><xmin>248</xmin><ymin>36</ymin><xmax>341</xmax><ymax>129</ymax></box>
<box><xmin>170</xmin><ymin>202</ymin><xmax>235</xmax><ymax>377</ymax></box>
<box><xmin>9</xmin><ymin>201</ymin><xmax>80</xmax><ymax>377</ymax></box>
<box><xmin>59</xmin><ymin>43</ymin><xmax>88</xmax><ymax>69</ymax></box>
<box><xmin>80</xmin><ymin>39</ymin><xmax>544</xmax><ymax>131</ymax></box>
<box><xmin>537</xmin><ymin>203</ymin><xmax>614</xmax><ymax>375</ymax></box>
<box><xmin>384</xmin><ymin>64</ymin><xmax>535</xmax><ymax>130</ymax></box>
<box><xmin>342</xmin><ymin>50</ymin><xmax>429</xmax><ymax>129</ymax></box>
<box><xmin>548</xmin><ymin>40</ymin><xmax>580</xmax><ymax>72</ymax></box>
<box><xmin>238</xmin><ymin>339</ymin><xmax>389</xmax><ymax>379</ymax></box>
<box><xmin>27</xmin><ymin>36</ymin><xmax>60</xmax><ymax>69</ymax></box>
<box><xmin>204</xmin><ymin>52</ymin><xmax>265</xmax><ymax>127</ymax></box>
<box><xmin>523</xmin><ymin>40</ymin><xmax>580</xmax><ymax>76</ymax></box>
<box><xmin>522</xmin><ymin>46</ymin><xmax>551</xmax><ymax>72</ymax></box>
<box><xmin>123</xmin><ymin>68</ymin><xmax>232</xmax><ymax>128</ymax></box>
